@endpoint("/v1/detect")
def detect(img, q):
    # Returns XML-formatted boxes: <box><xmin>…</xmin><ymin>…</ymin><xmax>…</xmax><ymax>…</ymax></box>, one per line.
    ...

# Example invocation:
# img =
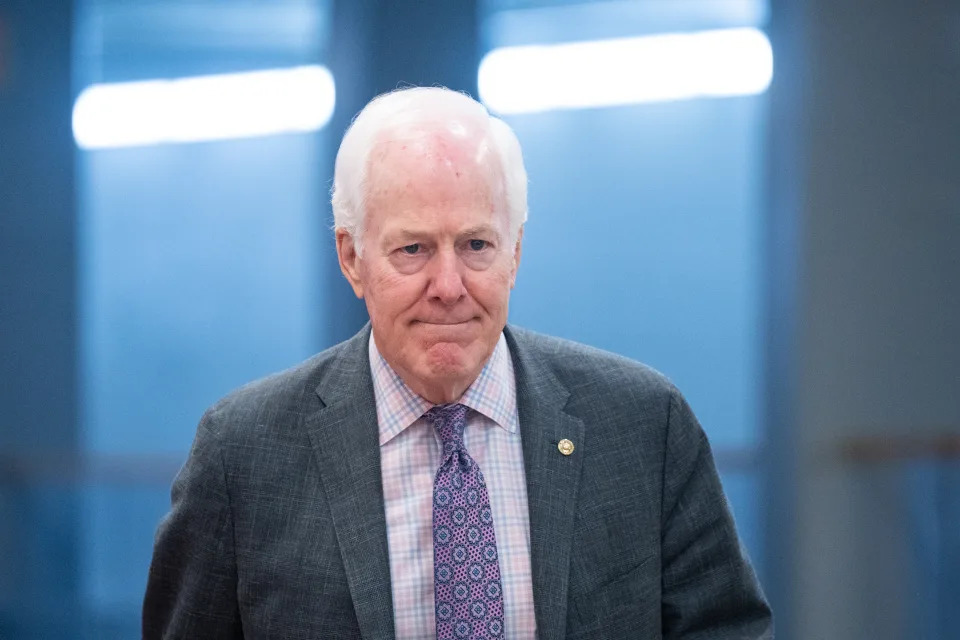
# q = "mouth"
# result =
<box><xmin>413</xmin><ymin>318</ymin><xmax>478</xmax><ymax>327</ymax></box>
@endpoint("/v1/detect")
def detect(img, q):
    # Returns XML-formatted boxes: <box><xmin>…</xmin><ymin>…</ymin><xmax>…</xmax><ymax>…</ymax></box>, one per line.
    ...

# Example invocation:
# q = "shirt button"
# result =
<box><xmin>557</xmin><ymin>439</ymin><xmax>575</xmax><ymax>456</ymax></box>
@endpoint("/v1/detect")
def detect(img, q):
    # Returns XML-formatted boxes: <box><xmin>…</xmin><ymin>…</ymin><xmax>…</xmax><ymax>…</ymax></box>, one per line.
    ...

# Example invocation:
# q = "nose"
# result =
<box><xmin>427</xmin><ymin>248</ymin><xmax>466</xmax><ymax>305</ymax></box>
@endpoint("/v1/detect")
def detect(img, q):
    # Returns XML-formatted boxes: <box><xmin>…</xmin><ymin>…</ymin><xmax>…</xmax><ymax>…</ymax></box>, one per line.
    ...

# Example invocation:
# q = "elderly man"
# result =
<box><xmin>144</xmin><ymin>87</ymin><xmax>772</xmax><ymax>639</ymax></box>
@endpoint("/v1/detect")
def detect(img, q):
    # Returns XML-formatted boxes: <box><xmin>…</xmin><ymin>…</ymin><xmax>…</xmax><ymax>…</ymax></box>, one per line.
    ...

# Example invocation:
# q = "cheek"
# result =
<box><xmin>467</xmin><ymin>270</ymin><xmax>514</xmax><ymax>312</ymax></box>
<box><xmin>366</xmin><ymin>270</ymin><xmax>424</xmax><ymax>318</ymax></box>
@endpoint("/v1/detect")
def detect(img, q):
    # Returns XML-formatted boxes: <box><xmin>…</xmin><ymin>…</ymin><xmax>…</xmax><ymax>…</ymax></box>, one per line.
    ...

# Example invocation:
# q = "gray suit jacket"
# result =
<box><xmin>144</xmin><ymin>325</ymin><xmax>772</xmax><ymax>639</ymax></box>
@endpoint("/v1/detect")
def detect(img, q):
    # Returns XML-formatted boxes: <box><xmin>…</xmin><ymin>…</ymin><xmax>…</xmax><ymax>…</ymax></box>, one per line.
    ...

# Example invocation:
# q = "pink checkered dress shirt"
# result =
<box><xmin>369</xmin><ymin>333</ymin><xmax>537</xmax><ymax>640</ymax></box>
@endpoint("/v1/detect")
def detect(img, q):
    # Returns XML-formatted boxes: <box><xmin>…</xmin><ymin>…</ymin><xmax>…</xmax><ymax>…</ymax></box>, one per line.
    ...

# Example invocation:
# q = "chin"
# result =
<box><xmin>422</xmin><ymin>342</ymin><xmax>473</xmax><ymax>377</ymax></box>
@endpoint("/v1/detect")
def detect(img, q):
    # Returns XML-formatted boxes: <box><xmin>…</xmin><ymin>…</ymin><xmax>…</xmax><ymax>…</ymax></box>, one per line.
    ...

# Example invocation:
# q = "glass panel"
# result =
<box><xmin>480</xmin><ymin>0</ymin><xmax>770</xmax><ymax>577</ymax></box>
<box><xmin>904</xmin><ymin>461</ymin><xmax>960</xmax><ymax>640</ymax></box>
<box><xmin>481</xmin><ymin>0</ymin><xmax>769</xmax><ymax>451</ymax></box>
<box><xmin>718</xmin><ymin>469</ymin><xmax>763</xmax><ymax>572</ymax></box>
<box><xmin>73</xmin><ymin>1</ymin><xmax>331</xmax><ymax>634</ymax></box>
<box><xmin>80</xmin><ymin>486</ymin><xmax>172</xmax><ymax>639</ymax></box>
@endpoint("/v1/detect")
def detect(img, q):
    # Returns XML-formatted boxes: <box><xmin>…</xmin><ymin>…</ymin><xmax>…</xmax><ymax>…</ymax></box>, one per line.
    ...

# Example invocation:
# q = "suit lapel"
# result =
<box><xmin>304</xmin><ymin>326</ymin><xmax>396</xmax><ymax>640</ymax></box>
<box><xmin>505</xmin><ymin>327</ymin><xmax>585</xmax><ymax>640</ymax></box>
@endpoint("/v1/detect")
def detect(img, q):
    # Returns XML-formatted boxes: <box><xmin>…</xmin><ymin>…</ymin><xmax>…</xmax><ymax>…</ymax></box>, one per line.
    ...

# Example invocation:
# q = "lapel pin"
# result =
<box><xmin>557</xmin><ymin>439</ymin><xmax>575</xmax><ymax>456</ymax></box>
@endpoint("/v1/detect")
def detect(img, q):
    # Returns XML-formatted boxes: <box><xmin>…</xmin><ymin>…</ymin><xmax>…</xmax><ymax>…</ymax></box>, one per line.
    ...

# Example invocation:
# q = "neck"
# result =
<box><xmin>406</xmin><ymin>375</ymin><xmax>472</xmax><ymax>405</ymax></box>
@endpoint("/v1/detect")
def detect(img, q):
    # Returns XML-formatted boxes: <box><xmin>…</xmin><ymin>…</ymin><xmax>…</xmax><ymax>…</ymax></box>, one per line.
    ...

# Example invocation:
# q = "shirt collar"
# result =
<box><xmin>368</xmin><ymin>331</ymin><xmax>518</xmax><ymax>446</ymax></box>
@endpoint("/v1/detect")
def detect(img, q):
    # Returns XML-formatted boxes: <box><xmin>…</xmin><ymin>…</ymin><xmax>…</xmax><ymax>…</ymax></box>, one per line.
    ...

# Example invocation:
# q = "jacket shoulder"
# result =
<box><xmin>507</xmin><ymin>325</ymin><xmax>678</xmax><ymax>402</ymax></box>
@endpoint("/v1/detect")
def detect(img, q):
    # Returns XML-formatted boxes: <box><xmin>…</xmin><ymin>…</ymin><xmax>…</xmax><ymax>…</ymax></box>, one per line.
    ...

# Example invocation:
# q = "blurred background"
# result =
<box><xmin>1</xmin><ymin>0</ymin><xmax>958</xmax><ymax>638</ymax></box>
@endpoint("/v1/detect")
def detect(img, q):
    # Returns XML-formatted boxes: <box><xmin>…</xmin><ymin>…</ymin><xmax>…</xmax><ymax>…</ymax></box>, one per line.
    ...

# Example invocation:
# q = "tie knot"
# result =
<box><xmin>424</xmin><ymin>403</ymin><xmax>468</xmax><ymax>450</ymax></box>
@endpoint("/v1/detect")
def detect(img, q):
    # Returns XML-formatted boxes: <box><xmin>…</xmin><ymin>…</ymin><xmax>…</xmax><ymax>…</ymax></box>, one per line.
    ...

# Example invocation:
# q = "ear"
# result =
<box><xmin>336</xmin><ymin>229</ymin><xmax>365</xmax><ymax>299</ymax></box>
<box><xmin>510</xmin><ymin>226</ymin><xmax>524</xmax><ymax>289</ymax></box>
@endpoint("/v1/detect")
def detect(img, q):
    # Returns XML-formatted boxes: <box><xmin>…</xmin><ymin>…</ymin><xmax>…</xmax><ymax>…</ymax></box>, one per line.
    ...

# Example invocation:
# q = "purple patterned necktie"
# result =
<box><xmin>426</xmin><ymin>403</ymin><xmax>505</xmax><ymax>639</ymax></box>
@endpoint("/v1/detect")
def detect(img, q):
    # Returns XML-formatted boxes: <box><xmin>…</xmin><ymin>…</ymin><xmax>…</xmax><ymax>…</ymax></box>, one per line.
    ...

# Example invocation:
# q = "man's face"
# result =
<box><xmin>337</xmin><ymin>133</ymin><xmax>521</xmax><ymax>404</ymax></box>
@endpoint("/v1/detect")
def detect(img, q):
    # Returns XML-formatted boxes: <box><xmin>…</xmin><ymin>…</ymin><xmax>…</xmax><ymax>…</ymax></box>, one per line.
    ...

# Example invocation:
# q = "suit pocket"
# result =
<box><xmin>568</xmin><ymin>554</ymin><xmax>660</xmax><ymax>639</ymax></box>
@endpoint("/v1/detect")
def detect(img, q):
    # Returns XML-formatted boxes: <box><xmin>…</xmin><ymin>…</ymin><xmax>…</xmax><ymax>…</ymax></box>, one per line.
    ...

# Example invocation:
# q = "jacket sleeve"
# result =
<box><xmin>143</xmin><ymin>407</ymin><xmax>243</xmax><ymax>639</ymax></box>
<box><xmin>660</xmin><ymin>390</ymin><xmax>773</xmax><ymax>639</ymax></box>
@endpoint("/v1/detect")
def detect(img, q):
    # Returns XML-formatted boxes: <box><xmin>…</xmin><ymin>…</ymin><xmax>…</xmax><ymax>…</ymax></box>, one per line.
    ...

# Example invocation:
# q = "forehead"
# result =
<box><xmin>365</xmin><ymin>128</ymin><xmax>502</xmax><ymax>206</ymax></box>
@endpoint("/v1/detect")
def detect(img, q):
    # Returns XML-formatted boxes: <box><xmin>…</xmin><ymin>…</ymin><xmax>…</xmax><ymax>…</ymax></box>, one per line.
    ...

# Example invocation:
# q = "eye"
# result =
<box><xmin>401</xmin><ymin>243</ymin><xmax>420</xmax><ymax>255</ymax></box>
<box><xmin>468</xmin><ymin>239</ymin><xmax>487</xmax><ymax>251</ymax></box>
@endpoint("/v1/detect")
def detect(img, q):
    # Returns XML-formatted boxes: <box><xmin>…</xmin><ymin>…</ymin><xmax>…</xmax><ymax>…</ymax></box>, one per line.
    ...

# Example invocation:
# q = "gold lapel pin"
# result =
<box><xmin>557</xmin><ymin>439</ymin><xmax>575</xmax><ymax>456</ymax></box>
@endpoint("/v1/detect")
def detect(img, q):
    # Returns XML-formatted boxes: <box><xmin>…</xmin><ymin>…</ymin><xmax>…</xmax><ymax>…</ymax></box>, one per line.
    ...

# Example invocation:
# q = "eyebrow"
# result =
<box><xmin>457</xmin><ymin>225</ymin><xmax>501</xmax><ymax>240</ymax></box>
<box><xmin>380</xmin><ymin>229</ymin><xmax>429</xmax><ymax>248</ymax></box>
<box><xmin>381</xmin><ymin>224</ymin><xmax>502</xmax><ymax>246</ymax></box>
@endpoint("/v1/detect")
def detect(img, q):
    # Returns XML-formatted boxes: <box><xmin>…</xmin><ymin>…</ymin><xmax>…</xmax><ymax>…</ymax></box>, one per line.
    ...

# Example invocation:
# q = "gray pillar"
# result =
<box><xmin>767</xmin><ymin>1</ymin><xmax>960</xmax><ymax>638</ymax></box>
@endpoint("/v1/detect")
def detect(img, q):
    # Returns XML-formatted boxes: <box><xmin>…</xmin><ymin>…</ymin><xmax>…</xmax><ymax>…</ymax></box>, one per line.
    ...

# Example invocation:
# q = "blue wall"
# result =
<box><xmin>72</xmin><ymin>1</ymin><xmax>330</xmax><ymax>636</ymax></box>
<box><xmin>484</xmin><ymin>0</ymin><xmax>769</xmax><ymax>567</ymax></box>
<box><xmin>76</xmin><ymin>133</ymin><xmax>329</xmax><ymax>634</ymax></box>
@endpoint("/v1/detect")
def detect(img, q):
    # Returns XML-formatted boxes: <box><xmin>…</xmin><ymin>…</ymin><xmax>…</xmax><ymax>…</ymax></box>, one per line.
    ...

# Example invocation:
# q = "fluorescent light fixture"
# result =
<box><xmin>478</xmin><ymin>27</ymin><xmax>773</xmax><ymax>114</ymax></box>
<box><xmin>73</xmin><ymin>65</ymin><xmax>335</xmax><ymax>149</ymax></box>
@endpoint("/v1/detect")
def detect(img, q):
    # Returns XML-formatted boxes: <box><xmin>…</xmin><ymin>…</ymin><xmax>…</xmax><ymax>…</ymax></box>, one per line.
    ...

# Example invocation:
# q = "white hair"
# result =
<box><xmin>331</xmin><ymin>87</ymin><xmax>528</xmax><ymax>254</ymax></box>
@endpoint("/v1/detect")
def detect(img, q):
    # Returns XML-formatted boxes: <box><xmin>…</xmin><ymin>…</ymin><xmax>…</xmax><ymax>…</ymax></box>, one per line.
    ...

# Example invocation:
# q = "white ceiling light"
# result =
<box><xmin>478</xmin><ymin>27</ymin><xmax>773</xmax><ymax>115</ymax></box>
<box><xmin>73</xmin><ymin>65</ymin><xmax>336</xmax><ymax>149</ymax></box>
